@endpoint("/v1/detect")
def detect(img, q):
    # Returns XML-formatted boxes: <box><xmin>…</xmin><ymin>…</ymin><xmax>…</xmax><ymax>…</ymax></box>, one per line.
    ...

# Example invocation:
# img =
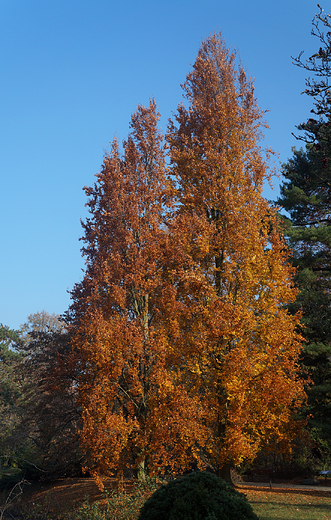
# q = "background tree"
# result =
<box><xmin>0</xmin><ymin>314</ymin><xmax>81</xmax><ymax>484</ymax></box>
<box><xmin>68</xmin><ymin>100</ymin><xmax>207</xmax><ymax>488</ymax></box>
<box><xmin>167</xmin><ymin>33</ymin><xmax>306</xmax><ymax>480</ymax></box>
<box><xmin>278</xmin><ymin>4</ymin><xmax>331</xmax><ymax>450</ymax></box>
<box><xmin>20</xmin><ymin>310</ymin><xmax>66</xmax><ymax>343</ymax></box>
<box><xmin>293</xmin><ymin>4</ymin><xmax>331</xmax><ymax>127</ymax></box>
<box><xmin>0</xmin><ymin>326</ymin><xmax>24</xmax><ymax>469</ymax></box>
<box><xmin>17</xmin><ymin>320</ymin><xmax>82</xmax><ymax>479</ymax></box>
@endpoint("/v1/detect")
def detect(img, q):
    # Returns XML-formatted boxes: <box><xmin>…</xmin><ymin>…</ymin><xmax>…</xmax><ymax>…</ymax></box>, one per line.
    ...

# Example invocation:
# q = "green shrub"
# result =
<box><xmin>138</xmin><ymin>471</ymin><xmax>258</xmax><ymax>520</ymax></box>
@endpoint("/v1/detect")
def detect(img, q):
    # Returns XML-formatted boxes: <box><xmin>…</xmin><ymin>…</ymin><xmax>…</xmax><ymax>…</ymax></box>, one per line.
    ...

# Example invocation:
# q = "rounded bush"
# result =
<box><xmin>138</xmin><ymin>471</ymin><xmax>258</xmax><ymax>520</ymax></box>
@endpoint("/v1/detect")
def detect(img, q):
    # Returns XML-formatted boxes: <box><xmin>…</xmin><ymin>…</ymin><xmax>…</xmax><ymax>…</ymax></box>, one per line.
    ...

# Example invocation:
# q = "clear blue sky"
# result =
<box><xmin>0</xmin><ymin>0</ymin><xmax>322</xmax><ymax>330</ymax></box>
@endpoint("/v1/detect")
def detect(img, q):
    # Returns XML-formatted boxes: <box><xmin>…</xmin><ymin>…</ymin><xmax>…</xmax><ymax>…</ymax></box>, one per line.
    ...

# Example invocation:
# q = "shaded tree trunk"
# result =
<box><xmin>218</xmin><ymin>463</ymin><xmax>233</xmax><ymax>485</ymax></box>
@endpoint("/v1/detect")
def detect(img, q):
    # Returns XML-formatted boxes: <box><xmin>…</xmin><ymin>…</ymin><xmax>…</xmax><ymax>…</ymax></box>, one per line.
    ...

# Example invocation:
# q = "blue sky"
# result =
<box><xmin>0</xmin><ymin>0</ymin><xmax>322</xmax><ymax>330</ymax></box>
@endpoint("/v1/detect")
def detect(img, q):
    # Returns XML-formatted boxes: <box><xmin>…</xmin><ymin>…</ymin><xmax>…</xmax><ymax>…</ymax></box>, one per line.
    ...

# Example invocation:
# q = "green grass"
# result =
<box><xmin>246</xmin><ymin>489</ymin><xmax>331</xmax><ymax>520</ymax></box>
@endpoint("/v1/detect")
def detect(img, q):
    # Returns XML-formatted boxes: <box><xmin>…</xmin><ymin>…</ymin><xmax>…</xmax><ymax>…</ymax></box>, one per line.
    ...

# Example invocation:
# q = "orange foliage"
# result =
<box><xmin>166</xmin><ymin>34</ymin><xmax>306</xmax><ymax>471</ymax></box>
<box><xmin>68</xmin><ymin>100</ymin><xmax>208</xmax><ymax>487</ymax></box>
<box><xmin>69</xmin><ymin>34</ymin><xmax>306</xmax><ymax>485</ymax></box>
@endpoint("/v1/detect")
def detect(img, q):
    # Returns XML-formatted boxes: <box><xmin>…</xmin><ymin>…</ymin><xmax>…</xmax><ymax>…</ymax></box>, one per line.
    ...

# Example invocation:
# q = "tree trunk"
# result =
<box><xmin>218</xmin><ymin>463</ymin><xmax>234</xmax><ymax>485</ymax></box>
<box><xmin>137</xmin><ymin>457</ymin><xmax>146</xmax><ymax>481</ymax></box>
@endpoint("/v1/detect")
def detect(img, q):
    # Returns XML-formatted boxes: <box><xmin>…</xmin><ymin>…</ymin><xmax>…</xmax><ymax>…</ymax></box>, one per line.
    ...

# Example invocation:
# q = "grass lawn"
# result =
<box><xmin>245</xmin><ymin>488</ymin><xmax>331</xmax><ymax>520</ymax></box>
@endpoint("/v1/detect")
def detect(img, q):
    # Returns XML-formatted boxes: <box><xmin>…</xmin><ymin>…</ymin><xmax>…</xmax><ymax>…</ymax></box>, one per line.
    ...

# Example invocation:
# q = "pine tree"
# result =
<box><xmin>278</xmin><ymin>5</ymin><xmax>331</xmax><ymax>448</ymax></box>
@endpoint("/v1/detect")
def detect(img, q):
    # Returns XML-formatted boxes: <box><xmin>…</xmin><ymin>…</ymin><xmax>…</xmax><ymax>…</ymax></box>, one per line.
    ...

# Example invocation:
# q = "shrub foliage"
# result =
<box><xmin>138</xmin><ymin>471</ymin><xmax>258</xmax><ymax>520</ymax></box>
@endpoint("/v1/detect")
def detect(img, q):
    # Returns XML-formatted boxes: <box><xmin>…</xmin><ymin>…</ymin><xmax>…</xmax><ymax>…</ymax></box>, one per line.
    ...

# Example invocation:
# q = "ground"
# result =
<box><xmin>5</xmin><ymin>476</ymin><xmax>331</xmax><ymax>518</ymax></box>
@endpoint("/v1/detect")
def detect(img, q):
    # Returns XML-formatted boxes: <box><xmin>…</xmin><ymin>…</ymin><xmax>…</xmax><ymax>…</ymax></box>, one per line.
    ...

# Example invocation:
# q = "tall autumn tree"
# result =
<box><xmin>167</xmin><ymin>33</ymin><xmax>306</xmax><ymax>479</ymax></box>
<box><xmin>68</xmin><ymin>100</ymin><xmax>207</xmax><ymax>488</ymax></box>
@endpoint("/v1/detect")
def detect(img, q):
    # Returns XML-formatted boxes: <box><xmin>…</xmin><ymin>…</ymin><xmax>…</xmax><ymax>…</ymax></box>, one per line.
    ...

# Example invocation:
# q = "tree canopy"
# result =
<box><xmin>167</xmin><ymin>34</ymin><xmax>305</xmax><ymax>477</ymax></box>
<box><xmin>67</xmin><ymin>33</ymin><xmax>306</xmax><ymax>486</ymax></box>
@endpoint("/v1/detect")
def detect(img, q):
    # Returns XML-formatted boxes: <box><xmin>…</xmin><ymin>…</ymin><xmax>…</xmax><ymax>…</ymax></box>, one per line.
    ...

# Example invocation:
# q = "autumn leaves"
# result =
<box><xmin>68</xmin><ymin>33</ymin><xmax>305</xmax><ymax>486</ymax></box>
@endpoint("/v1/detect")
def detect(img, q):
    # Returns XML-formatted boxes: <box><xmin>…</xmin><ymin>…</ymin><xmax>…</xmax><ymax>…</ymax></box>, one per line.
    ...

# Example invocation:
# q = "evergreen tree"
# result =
<box><xmin>278</xmin><ymin>4</ymin><xmax>331</xmax><ymax>448</ymax></box>
<box><xmin>0</xmin><ymin>326</ymin><xmax>24</xmax><ymax>466</ymax></box>
<box><xmin>279</xmin><ymin>146</ymin><xmax>331</xmax><ymax>446</ymax></box>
